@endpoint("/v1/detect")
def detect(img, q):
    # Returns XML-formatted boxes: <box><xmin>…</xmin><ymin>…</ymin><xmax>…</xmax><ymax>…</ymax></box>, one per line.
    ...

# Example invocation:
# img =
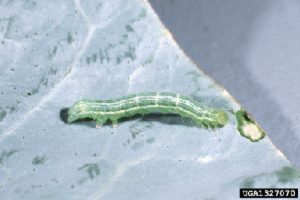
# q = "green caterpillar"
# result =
<box><xmin>67</xmin><ymin>92</ymin><xmax>228</xmax><ymax>128</ymax></box>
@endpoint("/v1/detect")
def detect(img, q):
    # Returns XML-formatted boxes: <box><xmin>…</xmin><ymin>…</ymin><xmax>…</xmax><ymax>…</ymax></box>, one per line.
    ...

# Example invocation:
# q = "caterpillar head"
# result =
<box><xmin>67</xmin><ymin>100</ymin><xmax>87</xmax><ymax>123</ymax></box>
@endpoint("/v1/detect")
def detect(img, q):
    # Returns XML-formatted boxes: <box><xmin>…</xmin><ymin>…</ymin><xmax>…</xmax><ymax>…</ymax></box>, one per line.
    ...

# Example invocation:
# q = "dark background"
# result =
<box><xmin>149</xmin><ymin>0</ymin><xmax>300</xmax><ymax>168</ymax></box>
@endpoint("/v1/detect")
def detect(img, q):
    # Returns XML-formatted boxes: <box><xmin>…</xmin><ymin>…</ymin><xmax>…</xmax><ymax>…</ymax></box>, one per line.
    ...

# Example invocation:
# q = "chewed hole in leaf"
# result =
<box><xmin>235</xmin><ymin>108</ymin><xmax>265</xmax><ymax>142</ymax></box>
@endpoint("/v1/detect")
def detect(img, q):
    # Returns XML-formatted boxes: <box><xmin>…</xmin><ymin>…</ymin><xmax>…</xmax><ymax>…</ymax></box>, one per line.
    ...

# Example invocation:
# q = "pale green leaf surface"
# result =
<box><xmin>0</xmin><ymin>0</ymin><xmax>299</xmax><ymax>199</ymax></box>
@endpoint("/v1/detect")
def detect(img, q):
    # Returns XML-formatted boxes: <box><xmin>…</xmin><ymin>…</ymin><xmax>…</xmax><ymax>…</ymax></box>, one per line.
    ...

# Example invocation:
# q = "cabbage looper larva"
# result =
<box><xmin>67</xmin><ymin>92</ymin><xmax>228</xmax><ymax>128</ymax></box>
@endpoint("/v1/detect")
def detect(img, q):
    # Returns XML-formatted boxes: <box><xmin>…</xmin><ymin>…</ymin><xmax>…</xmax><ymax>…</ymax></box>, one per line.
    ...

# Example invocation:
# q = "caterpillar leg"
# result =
<box><xmin>110</xmin><ymin>118</ymin><xmax>118</xmax><ymax>128</ymax></box>
<box><xmin>96</xmin><ymin>118</ymin><xmax>107</xmax><ymax>128</ymax></box>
